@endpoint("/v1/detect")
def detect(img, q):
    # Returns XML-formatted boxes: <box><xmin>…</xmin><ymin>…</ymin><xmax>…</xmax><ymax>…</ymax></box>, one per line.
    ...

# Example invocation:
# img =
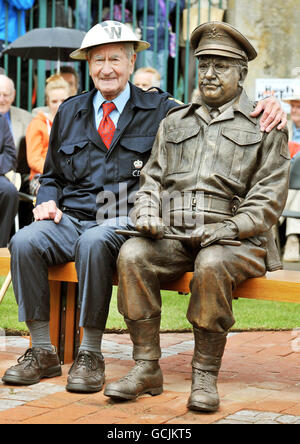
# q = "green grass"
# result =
<box><xmin>1</xmin><ymin>276</ymin><xmax>300</xmax><ymax>333</ymax></box>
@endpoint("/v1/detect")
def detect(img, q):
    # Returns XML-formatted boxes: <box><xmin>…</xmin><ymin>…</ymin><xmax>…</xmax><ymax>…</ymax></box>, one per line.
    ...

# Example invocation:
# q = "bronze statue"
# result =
<box><xmin>104</xmin><ymin>22</ymin><xmax>290</xmax><ymax>412</ymax></box>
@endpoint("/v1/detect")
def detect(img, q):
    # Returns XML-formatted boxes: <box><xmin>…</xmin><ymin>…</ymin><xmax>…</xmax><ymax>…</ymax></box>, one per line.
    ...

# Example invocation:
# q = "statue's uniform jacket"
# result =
<box><xmin>133</xmin><ymin>89</ymin><xmax>290</xmax><ymax>272</ymax></box>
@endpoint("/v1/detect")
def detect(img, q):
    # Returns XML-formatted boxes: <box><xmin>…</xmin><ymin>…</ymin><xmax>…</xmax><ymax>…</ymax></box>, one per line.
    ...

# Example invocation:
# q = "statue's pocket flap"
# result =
<box><xmin>166</xmin><ymin>127</ymin><xmax>200</xmax><ymax>144</ymax></box>
<box><xmin>222</xmin><ymin>127</ymin><xmax>262</xmax><ymax>146</ymax></box>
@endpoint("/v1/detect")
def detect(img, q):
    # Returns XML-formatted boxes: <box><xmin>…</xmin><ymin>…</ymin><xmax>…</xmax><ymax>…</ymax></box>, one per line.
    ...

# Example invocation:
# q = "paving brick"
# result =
<box><xmin>0</xmin><ymin>405</ymin><xmax>49</xmax><ymax>423</ymax></box>
<box><xmin>23</xmin><ymin>403</ymin><xmax>99</xmax><ymax>424</ymax></box>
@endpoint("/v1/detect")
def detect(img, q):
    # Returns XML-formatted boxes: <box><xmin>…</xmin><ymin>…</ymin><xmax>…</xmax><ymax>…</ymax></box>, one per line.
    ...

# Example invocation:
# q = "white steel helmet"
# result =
<box><xmin>70</xmin><ymin>21</ymin><xmax>150</xmax><ymax>60</ymax></box>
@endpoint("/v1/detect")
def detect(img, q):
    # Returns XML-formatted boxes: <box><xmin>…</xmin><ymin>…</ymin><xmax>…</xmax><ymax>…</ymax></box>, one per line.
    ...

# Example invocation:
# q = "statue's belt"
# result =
<box><xmin>164</xmin><ymin>194</ymin><xmax>242</xmax><ymax>216</ymax></box>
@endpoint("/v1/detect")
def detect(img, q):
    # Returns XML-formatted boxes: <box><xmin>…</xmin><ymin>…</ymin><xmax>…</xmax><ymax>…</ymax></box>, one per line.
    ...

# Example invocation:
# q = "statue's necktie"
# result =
<box><xmin>210</xmin><ymin>108</ymin><xmax>220</xmax><ymax>120</ymax></box>
<box><xmin>98</xmin><ymin>102</ymin><xmax>116</xmax><ymax>149</ymax></box>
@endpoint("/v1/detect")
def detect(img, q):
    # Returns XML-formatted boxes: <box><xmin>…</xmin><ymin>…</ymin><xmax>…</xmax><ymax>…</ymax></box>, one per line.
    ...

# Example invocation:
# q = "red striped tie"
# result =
<box><xmin>98</xmin><ymin>102</ymin><xmax>116</xmax><ymax>149</ymax></box>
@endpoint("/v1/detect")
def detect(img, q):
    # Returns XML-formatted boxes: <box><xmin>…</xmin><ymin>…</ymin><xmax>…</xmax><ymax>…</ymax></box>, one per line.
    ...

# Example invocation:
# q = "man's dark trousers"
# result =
<box><xmin>9</xmin><ymin>214</ymin><xmax>133</xmax><ymax>328</ymax></box>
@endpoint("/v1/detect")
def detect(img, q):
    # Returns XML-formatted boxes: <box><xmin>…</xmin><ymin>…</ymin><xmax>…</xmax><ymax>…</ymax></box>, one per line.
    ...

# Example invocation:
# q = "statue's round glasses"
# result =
<box><xmin>198</xmin><ymin>62</ymin><xmax>237</xmax><ymax>75</ymax></box>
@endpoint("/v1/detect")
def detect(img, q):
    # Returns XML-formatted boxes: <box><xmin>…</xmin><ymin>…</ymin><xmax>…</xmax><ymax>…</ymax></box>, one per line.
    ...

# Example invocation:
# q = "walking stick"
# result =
<box><xmin>0</xmin><ymin>271</ymin><xmax>12</xmax><ymax>305</ymax></box>
<box><xmin>115</xmin><ymin>230</ymin><xmax>242</xmax><ymax>246</ymax></box>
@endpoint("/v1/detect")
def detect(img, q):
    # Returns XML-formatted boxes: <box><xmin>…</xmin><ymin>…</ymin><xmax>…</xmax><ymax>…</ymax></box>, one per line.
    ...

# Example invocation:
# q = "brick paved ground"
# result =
<box><xmin>0</xmin><ymin>331</ymin><xmax>300</xmax><ymax>425</ymax></box>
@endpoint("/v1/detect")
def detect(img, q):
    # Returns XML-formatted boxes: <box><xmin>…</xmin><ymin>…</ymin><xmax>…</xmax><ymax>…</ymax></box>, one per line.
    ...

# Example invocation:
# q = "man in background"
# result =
<box><xmin>0</xmin><ymin>73</ymin><xmax>33</xmax><ymax>227</ymax></box>
<box><xmin>0</xmin><ymin>74</ymin><xmax>32</xmax><ymax>155</ymax></box>
<box><xmin>59</xmin><ymin>66</ymin><xmax>79</xmax><ymax>96</ymax></box>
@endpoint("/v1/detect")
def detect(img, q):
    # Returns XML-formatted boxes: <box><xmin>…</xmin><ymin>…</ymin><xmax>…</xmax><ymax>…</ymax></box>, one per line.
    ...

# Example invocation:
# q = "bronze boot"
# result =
<box><xmin>104</xmin><ymin>317</ymin><xmax>163</xmax><ymax>400</ymax></box>
<box><xmin>187</xmin><ymin>328</ymin><xmax>227</xmax><ymax>412</ymax></box>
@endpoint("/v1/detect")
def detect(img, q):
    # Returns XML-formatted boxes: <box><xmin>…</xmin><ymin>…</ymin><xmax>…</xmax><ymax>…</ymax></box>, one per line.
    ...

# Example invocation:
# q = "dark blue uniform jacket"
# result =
<box><xmin>37</xmin><ymin>82</ymin><xmax>179</xmax><ymax>220</ymax></box>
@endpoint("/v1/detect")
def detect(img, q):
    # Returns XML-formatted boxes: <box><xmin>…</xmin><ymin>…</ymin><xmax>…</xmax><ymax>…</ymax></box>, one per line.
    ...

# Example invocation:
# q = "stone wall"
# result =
<box><xmin>226</xmin><ymin>0</ymin><xmax>300</xmax><ymax>99</ymax></box>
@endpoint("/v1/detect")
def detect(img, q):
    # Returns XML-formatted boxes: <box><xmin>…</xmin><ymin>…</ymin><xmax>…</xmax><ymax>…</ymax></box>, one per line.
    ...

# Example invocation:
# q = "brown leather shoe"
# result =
<box><xmin>104</xmin><ymin>360</ymin><xmax>163</xmax><ymax>400</ymax></box>
<box><xmin>66</xmin><ymin>350</ymin><xmax>105</xmax><ymax>393</ymax></box>
<box><xmin>187</xmin><ymin>369</ymin><xmax>220</xmax><ymax>412</ymax></box>
<box><xmin>2</xmin><ymin>347</ymin><xmax>61</xmax><ymax>386</ymax></box>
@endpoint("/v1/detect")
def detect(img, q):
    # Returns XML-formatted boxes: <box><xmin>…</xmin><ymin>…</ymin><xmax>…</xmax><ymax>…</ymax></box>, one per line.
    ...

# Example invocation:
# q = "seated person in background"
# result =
<box><xmin>282</xmin><ymin>93</ymin><xmax>300</xmax><ymax>262</ymax></box>
<box><xmin>0</xmin><ymin>74</ymin><xmax>33</xmax><ymax>156</ymax></box>
<box><xmin>0</xmin><ymin>74</ymin><xmax>33</xmax><ymax>228</ymax></box>
<box><xmin>26</xmin><ymin>74</ymin><xmax>70</xmax><ymax>195</ymax></box>
<box><xmin>0</xmin><ymin>114</ymin><xmax>18</xmax><ymax>247</ymax></box>
<box><xmin>133</xmin><ymin>67</ymin><xmax>161</xmax><ymax>91</ymax></box>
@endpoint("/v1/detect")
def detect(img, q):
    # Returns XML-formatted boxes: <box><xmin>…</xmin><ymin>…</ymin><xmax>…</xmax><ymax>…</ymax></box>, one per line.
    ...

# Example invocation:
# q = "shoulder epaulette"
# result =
<box><xmin>166</xmin><ymin>103</ymin><xmax>191</xmax><ymax>116</ymax></box>
<box><xmin>168</xmin><ymin>97</ymin><xmax>184</xmax><ymax>105</ymax></box>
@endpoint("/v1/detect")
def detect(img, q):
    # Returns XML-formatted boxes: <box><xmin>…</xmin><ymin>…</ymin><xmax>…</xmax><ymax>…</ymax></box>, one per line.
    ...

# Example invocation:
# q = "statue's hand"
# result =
<box><xmin>190</xmin><ymin>221</ymin><xmax>238</xmax><ymax>248</ymax></box>
<box><xmin>135</xmin><ymin>215</ymin><xmax>165</xmax><ymax>239</ymax></box>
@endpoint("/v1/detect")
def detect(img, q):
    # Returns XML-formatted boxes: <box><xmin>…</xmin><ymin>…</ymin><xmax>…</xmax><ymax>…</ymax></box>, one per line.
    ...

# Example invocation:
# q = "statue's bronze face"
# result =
<box><xmin>198</xmin><ymin>56</ymin><xmax>246</xmax><ymax>108</ymax></box>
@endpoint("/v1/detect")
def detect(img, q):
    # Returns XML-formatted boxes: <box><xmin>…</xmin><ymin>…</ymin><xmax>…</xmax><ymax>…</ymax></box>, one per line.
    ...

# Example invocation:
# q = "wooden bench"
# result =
<box><xmin>1</xmin><ymin>247</ymin><xmax>300</xmax><ymax>364</ymax></box>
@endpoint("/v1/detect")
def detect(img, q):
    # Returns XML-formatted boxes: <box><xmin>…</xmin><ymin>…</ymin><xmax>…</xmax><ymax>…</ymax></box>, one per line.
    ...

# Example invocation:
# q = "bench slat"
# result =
<box><xmin>2</xmin><ymin>247</ymin><xmax>300</xmax><ymax>303</ymax></box>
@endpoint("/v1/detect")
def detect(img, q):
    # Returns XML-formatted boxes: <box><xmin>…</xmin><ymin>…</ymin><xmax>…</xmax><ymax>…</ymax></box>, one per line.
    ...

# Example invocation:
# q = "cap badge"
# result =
<box><xmin>207</xmin><ymin>26</ymin><xmax>222</xmax><ymax>40</ymax></box>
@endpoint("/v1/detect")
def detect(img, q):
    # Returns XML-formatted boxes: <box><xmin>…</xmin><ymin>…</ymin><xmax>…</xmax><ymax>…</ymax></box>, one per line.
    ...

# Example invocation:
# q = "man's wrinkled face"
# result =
<box><xmin>0</xmin><ymin>76</ymin><xmax>15</xmax><ymax>114</ymax></box>
<box><xmin>290</xmin><ymin>100</ymin><xmax>300</xmax><ymax>128</ymax></box>
<box><xmin>88</xmin><ymin>43</ymin><xmax>136</xmax><ymax>101</ymax></box>
<box><xmin>198</xmin><ymin>55</ymin><xmax>246</xmax><ymax>107</ymax></box>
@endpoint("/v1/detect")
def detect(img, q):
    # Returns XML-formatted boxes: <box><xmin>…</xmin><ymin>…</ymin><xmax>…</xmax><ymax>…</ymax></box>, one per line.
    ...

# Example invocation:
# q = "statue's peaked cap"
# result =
<box><xmin>190</xmin><ymin>21</ymin><xmax>257</xmax><ymax>61</ymax></box>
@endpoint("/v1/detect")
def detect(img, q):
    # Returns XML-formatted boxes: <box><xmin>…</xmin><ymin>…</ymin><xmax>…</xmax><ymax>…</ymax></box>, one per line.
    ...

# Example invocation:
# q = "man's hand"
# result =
<box><xmin>190</xmin><ymin>222</ymin><xmax>238</xmax><ymax>248</ymax></box>
<box><xmin>135</xmin><ymin>215</ymin><xmax>165</xmax><ymax>239</ymax></box>
<box><xmin>33</xmin><ymin>200</ymin><xmax>62</xmax><ymax>224</ymax></box>
<box><xmin>251</xmin><ymin>96</ymin><xmax>287</xmax><ymax>132</ymax></box>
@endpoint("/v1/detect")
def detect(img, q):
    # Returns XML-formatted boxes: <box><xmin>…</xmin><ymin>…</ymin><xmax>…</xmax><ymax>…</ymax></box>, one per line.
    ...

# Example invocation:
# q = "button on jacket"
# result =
<box><xmin>37</xmin><ymin>83</ymin><xmax>179</xmax><ymax>221</ymax></box>
<box><xmin>133</xmin><ymin>89</ymin><xmax>290</xmax><ymax>271</ymax></box>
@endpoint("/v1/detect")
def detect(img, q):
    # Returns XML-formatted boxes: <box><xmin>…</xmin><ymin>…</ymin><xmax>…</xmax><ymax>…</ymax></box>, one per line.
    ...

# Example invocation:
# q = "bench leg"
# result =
<box><xmin>49</xmin><ymin>281</ymin><xmax>61</xmax><ymax>352</ymax></box>
<box><xmin>64</xmin><ymin>283</ymin><xmax>77</xmax><ymax>364</ymax></box>
<box><xmin>49</xmin><ymin>281</ymin><xmax>78</xmax><ymax>365</ymax></box>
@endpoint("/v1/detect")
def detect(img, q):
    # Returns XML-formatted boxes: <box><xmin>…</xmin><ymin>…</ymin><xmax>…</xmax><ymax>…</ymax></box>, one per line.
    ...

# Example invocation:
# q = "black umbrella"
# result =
<box><xmin>3</xmin><ymin>27</ymin><xmax>86</xmax><ymax>71</ymax></box>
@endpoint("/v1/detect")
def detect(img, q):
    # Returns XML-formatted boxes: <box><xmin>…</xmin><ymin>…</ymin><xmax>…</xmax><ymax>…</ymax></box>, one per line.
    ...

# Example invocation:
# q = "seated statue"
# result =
<box><xmin>104</xmin><ymin>21</ymin><xmax>290</xmax><ymax>413</ymax></box>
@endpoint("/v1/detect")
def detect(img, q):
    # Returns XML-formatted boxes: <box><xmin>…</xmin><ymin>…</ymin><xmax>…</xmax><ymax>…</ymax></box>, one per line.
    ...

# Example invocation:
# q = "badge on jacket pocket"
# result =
<box><xmin>132</xmin><ymin>159</ymin><xmax>143</xmax><ymax>177</ymax></box>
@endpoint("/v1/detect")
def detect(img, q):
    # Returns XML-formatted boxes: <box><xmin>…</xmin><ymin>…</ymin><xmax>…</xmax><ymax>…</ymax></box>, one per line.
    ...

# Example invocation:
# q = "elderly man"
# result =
<box><xmin>2</xmin><ymin>21</ymin><xmax>181</xmax><ymax>393</ymax></box>
<box><xmin>0</xmin><ymin>74</ymin><xmax>32</xmax><ymax>155</ymax></box>
<box><xmin>3</xmin><ymin>20</ymin><xmax>287</xmax><ymax>394</ymax></box>
<box><xmin>104</xmin><ymin>22</ymin><xmax>290</xmax><ymax>412</ymax></box>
